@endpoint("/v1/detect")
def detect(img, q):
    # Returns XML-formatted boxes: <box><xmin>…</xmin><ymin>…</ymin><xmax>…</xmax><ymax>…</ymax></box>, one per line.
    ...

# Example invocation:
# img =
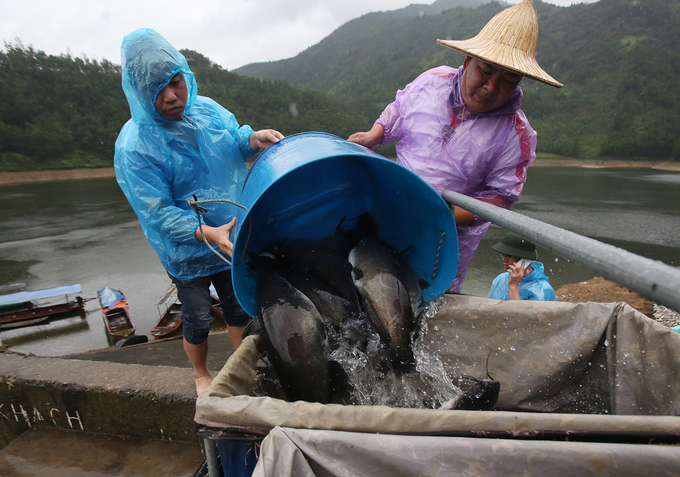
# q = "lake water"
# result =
<box><xmin>462</xmin><ymin>167</ymin><xmax>680</xmax><ymax>296</ymax></box>
<box><xmin>1</xmin><ymin>167</ymin><xmax>679</xmax><ymax>356</ymax></box>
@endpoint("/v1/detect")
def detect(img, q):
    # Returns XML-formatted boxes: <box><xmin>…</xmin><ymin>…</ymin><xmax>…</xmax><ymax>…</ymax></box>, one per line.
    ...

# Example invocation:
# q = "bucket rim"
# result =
<box><xmin>243</xmin><ymin>131</ymin><xmax>388</xmax><ymax>189</ymax></box>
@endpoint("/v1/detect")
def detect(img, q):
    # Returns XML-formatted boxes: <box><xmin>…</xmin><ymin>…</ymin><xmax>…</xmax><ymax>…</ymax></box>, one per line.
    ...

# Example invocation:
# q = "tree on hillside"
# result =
<box><xmin>0</xmin><ymin>42</ymin><xmax>129</xmax><ymax>171</ymax></box>
<box><xmin>0</xmin><ymin>44</ymin><xmax>371</xmax><ymax>172</ymax></box>
<box><xmin>235</xmin><ymin>0</ymin><xmax>680</xmax><ymax>160</ymax></box>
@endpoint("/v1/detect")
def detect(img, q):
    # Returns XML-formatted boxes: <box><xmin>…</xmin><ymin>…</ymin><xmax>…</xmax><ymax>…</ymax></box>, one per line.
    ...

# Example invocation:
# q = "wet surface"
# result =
<box><xmin>0</xmin><ymin>178</ymin><xmax>171</xmax><ymax>356</ymax></box>
<box><xmin>67</xmin><ymin>331</ymin><xmax>234</xmax><ymax>373</ymax></box>
<box><xmin>0</xmin><ymin>427</ymin><xmax>204</xmax><ymax>476</ymax></box>
<box><xmin>1</xmin><ymin>168</ymin><xmax>679</xmax><ymax>354</ymax></box>
<box><xmin>461</xmin><ymin>168</ymin><xmax>680</xmax><ymax>297</ymax></box>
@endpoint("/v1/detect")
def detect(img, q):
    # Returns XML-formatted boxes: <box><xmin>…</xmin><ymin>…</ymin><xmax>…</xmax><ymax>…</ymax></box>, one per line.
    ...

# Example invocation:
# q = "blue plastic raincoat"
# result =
<box><xmin>377</xmin><ymin>66</ymin><xmax>537</xmax><ymax>293</ymax></box>
<box><xmin>486</xmin><ymin>261</ymin><xmax>557</xmax><ymax>301</ymax></box>
<box><xmin>114</xmin><ymin>28</ymin><xmax>256</xmax><ymax>280</ymax></box>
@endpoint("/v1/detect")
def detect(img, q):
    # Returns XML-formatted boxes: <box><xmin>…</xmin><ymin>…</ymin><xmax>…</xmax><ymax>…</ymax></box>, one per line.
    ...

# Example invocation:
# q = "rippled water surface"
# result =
<box><xmin>1</xmin><ymin>167</ymin><xmax>679</xmax><ymax>356</ymax></box>
<box><xmin>461</xmin><ymin>167</ymin><xmax>680</xmax><ymax>296</ymax></box>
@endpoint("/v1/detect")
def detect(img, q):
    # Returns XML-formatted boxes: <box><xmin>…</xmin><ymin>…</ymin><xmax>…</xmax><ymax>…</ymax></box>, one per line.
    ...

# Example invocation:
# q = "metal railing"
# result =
<box><xmin>442</xmin><ymin>189</ymin><xmax>680</xmax><ymax>314</ymax></box>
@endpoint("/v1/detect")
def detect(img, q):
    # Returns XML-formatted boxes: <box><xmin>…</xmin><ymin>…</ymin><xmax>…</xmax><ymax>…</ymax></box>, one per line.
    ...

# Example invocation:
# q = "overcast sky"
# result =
<box><xmin>2</xmin><ymin>0</ymin><xmax>598</xmax><ymax>71</ymax></box>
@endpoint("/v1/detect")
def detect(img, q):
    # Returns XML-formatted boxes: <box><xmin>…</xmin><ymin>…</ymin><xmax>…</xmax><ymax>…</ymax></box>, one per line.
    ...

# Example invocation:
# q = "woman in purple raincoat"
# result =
<box><xmin>349</xmin><ymin>0</ymin><xmax>562</xmax><ymax>292</ymax></box>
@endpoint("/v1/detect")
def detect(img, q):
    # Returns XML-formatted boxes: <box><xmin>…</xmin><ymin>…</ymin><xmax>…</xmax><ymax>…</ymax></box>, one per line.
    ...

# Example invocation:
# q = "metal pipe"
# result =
<box><xmin>203</xmin><ymin>438</ymin><xmax>220</xmax><ymax>477</ymax></box>
<box><xmin>442</xmin><ymin>189</ymin><xmax>680</xmax><ymax>314</ymax></box>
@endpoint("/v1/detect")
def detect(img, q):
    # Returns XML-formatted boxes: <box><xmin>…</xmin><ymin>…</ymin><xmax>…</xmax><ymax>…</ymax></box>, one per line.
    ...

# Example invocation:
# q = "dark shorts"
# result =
<box><xmin>169</xmin><ymin>269</ymin><xmax>250</xmax><ymax>345</ymax></box>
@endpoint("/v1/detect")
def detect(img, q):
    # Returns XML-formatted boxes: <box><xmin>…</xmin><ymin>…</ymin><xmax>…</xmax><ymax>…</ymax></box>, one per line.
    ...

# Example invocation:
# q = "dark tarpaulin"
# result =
<box><xmin>195</xmin><ymin>295</ymin><xmax>680</xmax><ymax>475</ymax></box>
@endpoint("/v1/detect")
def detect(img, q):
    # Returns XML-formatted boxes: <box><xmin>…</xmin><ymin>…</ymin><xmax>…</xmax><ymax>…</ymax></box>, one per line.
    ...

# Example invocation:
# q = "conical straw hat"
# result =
<box><xmin>437</xmin><ymin>0</ymin><xmax>562</xmax><ymax>88</ymax></box>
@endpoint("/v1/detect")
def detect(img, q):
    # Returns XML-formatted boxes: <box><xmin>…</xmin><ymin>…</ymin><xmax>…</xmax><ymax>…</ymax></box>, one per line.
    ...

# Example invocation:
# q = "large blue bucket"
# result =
<box><xmin>232</xmin><ymin>132</ymin><xmax>458</xmax><ymax>317</ymax></box>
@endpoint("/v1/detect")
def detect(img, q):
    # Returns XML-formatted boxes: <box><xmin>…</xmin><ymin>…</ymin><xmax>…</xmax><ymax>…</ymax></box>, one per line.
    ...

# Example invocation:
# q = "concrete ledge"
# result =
<box><xmin>0</xmin><ymin>352</ymin><xmax>199</xmax><ymax>449</ymax></box>
<box><xmin>0</xmin><ymin>427</ymin><xmax>205</xmax><ymax>476</ymax></box>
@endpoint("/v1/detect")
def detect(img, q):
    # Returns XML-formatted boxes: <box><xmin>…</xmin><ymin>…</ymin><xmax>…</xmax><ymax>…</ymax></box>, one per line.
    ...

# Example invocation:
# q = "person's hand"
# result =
<box><xmin>250</xmin><ymin>129</ymin><xmax>284</xmax><ymax>151</ymax></box>
<box><xmin>508</xmin><ymin>261</ymin><xmax>530</xmax><ymax>285</ymax></box>
<box><xmin>212</xmin><ymin>217</ymin><xmax>237</xmax><ymax>257</ymax></box>
<box><xmin>507</xmin><ymin>261</ymin><xmax>531</xmax><ymax>300</ymax></box>
<box><xmin>348</xmin><ymin>124</ymin><xmax>385</xmax><ymax>149</ymax></box>
<box><xmin>195</xmin><ymin>217</ymin><xmax>237</xmax><ymax>258</ymax></box>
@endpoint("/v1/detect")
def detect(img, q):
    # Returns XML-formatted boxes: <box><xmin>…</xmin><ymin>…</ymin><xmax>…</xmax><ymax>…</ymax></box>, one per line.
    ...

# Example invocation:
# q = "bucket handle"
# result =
<box><xmin>188</xmin><ymin>196</ymin><xmax>251</xmax><ymax>266</ymax></box>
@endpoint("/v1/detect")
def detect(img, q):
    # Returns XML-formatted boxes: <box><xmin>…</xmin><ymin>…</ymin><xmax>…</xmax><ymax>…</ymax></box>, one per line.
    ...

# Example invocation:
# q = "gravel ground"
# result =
<box><xmin>652</xmin><ymin>305</ymin><xmax>680</xmax><ymax>328</ymax></box>
<box><xmin>555</xmin><ymin>276</ymin><xmax>680</xmax><ymax>329</ymax></box>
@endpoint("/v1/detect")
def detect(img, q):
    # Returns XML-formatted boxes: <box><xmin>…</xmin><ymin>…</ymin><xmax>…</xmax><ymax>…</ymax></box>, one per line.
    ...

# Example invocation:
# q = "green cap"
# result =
<box><xmin>491</xmin><ymin>233</ymin><xmax>537</xmax><ymax>260</ymax></box>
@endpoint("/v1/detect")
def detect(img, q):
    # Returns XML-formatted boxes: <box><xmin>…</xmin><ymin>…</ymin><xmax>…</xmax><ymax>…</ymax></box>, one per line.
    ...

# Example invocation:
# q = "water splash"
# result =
<box><xmin>329</xmin><ymin>295</ymin><xmax>463</xmax><ymax>408</ymax></box>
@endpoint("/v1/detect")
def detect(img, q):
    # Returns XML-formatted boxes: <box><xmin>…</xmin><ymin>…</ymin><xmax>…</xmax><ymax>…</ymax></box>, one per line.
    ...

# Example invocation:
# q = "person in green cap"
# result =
<box><xmin>487</xmin><ymin>233</ymin><xmax>556</xmax><ymax>301</ymax></box>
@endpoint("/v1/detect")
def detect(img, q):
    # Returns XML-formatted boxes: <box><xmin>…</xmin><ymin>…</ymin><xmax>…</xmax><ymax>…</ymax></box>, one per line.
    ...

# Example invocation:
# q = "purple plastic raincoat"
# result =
<box><xmin>377</xmin><ymin>65</ymin><xmax>537</xmax><ymax>292</ymax></box>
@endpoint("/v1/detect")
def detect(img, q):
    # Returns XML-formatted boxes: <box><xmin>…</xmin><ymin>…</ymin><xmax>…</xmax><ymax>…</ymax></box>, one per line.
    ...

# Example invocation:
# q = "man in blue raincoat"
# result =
<box><xmin>114</xmin><ymin>28</ymin><xmax>284</xmax><ymax>395</ymax></box>
<box><xmin>487</xmin><ymin>234</ymin><xmax>556</xmax><ymax>301</ymax></box>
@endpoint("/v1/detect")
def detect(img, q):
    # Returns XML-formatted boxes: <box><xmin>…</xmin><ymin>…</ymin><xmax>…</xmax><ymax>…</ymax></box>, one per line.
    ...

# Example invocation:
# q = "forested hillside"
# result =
<box><xmin>0</xmin><ymin>45</ymin><xmax>128</xmax><ymax>172</ymax></box>
<box><xmin>236</xmin><ymin>0</ymin><xmax>680</xmax><ymax>160</ymax></box>
<box><xmin>0</xmin><ymin>45</ymin><xmax>371</xmax><ymax>172</ymax></box>
<box><xmin>1</xmin><ymin>0</ymin><xmax>678</xmax><ymax>171</ymax></box>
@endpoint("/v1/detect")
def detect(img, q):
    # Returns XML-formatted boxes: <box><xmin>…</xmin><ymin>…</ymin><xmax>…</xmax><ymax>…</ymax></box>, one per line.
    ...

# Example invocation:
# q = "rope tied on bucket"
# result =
<box><xmin>187</xmin><ymin>195</ymin><xmax>251</xmax><ymax>266</ymax></box>
<box><xmin>432</xmin><ymin>231</ymin><xmax>446</xmax><ymax>281</ymax></box>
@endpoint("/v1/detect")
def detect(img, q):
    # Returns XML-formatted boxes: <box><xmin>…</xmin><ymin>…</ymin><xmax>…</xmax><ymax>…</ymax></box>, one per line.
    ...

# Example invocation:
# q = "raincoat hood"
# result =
<box><xmin>121</xmin><ymin>28</ymin><xmax>198</xmax><ymax>125</ymax></box>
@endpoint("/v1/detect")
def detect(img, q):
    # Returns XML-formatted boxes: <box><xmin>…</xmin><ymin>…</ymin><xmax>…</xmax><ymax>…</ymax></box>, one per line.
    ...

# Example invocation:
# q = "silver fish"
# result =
<box><xmin>393</xmin><ymin>251</ymin><xmax>426</xmax><ymax>319</ymax></box>
<box><xmin>256</xmin><ymin>271</ymin><xmax>331</xmax><ymax>403</ymax></box>
<box><xmin>269</xmin><ymin>237</ymin><xmax>361</xmax><ymax>312</ymax></box>
<box><xmin>348</xmin><ymin>237</ymin><xmax>415</xmax><ymax>370</ymax></box>
<box><xmin>285</xmin><ymin>268</ymin><xmax>361</xmax><ymax>330</ymax></box>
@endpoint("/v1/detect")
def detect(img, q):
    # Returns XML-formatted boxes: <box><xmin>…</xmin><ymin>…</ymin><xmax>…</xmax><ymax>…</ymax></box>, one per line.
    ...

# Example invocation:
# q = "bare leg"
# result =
<box><xmin>227</xmin><ymin>325</ymin><xmax>244</xmax><ymax>351</ymax></box>
<box><xmin>183</xmin><ymin>338</ymin><xmax>212</xmax><ymax>396</ymax></box>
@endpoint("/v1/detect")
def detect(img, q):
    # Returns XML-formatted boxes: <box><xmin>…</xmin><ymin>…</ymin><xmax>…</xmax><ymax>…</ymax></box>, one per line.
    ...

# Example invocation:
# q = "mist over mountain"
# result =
<box><xmin>235</xmin><ymin>0</ymin><xmax>496</xmax><ymax>109</ymax></box>
<box><xmin>236</xmin><ymin>0</ymin><xmax>680</xmax><ymax>160</ymax></box>
<box><xmin>1</xmin><ymin>0</ymin><xmax>679</xmax><ymax>170</ymax></box>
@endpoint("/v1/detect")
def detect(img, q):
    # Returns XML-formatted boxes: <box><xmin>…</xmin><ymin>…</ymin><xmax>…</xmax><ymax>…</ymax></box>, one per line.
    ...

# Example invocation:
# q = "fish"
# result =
<box><xmin>340</xmin><ymin>212</ymin><xmax>425</xmax><ymax>318</ymax></box>
<box><xmin>269</xmin><ymin>237</ymin><xmax>361</xmax><ymax>311</ymax></box>
<box><xmin>255</xmin><ymin>271</ymin><xmax>333</xmax><ymax>403</ymax></box>
<box><xmin>392</xmin><ymin>249</ymin><xmax>426</xmax><ymax>319</ymax></box>
<box><xmin>348</xmin><ymin>236</ymin><xmax>416</xmax><ymax>370</ymax></box>
<box><xmin>440</xmin><ymin>356</ymin><xmax>501</xmax><ymax>411</ymax></box>
<box><xmin>285</xmin><ymin>268</ymin><xmax>361</xmax><ymax>330</ymax></box>
<box><xmin>448</xmin><ymin>373</ymin><xmax>501</xmax><ymax>411</ymax></box>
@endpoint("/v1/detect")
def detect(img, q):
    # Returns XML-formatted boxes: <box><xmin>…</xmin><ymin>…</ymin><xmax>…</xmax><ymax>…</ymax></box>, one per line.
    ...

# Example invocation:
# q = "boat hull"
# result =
<box><xmin>102</xmin><ymin>307</ymin><xmax>135</xmax><ymax>341</ymax></box>
<box><xmin>0</xmin><ymin>300</ymin><xmax>85</xmax><ymax>330</ymax></box>
<box><xmin>150</xmin><ymin>302</ymin><xmax>183</xmax><ymax>339</ymax></box>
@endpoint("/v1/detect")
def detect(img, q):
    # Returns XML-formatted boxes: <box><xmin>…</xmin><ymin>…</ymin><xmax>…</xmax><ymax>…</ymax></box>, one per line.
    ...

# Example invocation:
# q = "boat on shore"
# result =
<box><xmin>0</xmin><ymin>284</ymin><xmax>85</xmax><ymax>330</ymax></box>
<box><xmin>97</xmin><ymin>287</ymin><xmax>135</xmax><ymax>342</ymax></box>
<box><xmin>150</xmin><ymin>285</ymin><xmax>183</xmax><ymax>339</ymax></box>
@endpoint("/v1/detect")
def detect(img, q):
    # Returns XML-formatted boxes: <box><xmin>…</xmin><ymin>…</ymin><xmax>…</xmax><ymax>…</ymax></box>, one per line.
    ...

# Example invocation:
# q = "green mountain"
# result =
<box><xmin>1</xmin><ymin>0</ymin><xmax>678</xmax><ymax>170</ymax></box>
<box><xmin>0</xmin><ymin>45</ymin><xmax>371</xmax><ymax>172</ymax></box>
<box><xmin>236</xmin><ymin>0</ymin><xmax>496</xmax><ymax>119</ymax></box>
<box><xmin>235</xmin><ymin>0</ymin><xmax>680</xmax><ymax>160</ymax></box>
<box><xmin>184</xmin><ymin>50</ymin><xmax>371</xmax><ymax>140</ymax></box>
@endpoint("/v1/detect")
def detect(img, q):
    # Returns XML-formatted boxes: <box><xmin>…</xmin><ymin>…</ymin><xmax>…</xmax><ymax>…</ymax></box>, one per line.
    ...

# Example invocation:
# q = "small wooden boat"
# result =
<box><xmin>97</xmin><ymin>287</ymin><xmax>135</xmax><ymax>342</ymax></box>
<box><xmin>0</xmin><ymin>284</ymin><xmax>85</xmax><ymax>330</ymax></box>
<box><xmin>209</xmin><ymin>284</ymin><xmax>228</xmax><ymax>329</ymax></box>
<box><xmin>150</xmin><ymin>285</ymin><xmax>183</xmax><ymax>339</ymax></box>
<box><xmin>211</xmin><ymin>296</ymin><xmax>223</xmax><ymax>321</ymax></box>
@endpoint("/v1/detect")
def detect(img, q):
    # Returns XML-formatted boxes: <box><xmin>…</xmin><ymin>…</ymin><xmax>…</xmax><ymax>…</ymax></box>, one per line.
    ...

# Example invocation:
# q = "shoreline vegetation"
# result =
<box><xmin>1</xmin><ymin>156</ymin><xmax>679</xmax><ymax>186</ymax></box>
